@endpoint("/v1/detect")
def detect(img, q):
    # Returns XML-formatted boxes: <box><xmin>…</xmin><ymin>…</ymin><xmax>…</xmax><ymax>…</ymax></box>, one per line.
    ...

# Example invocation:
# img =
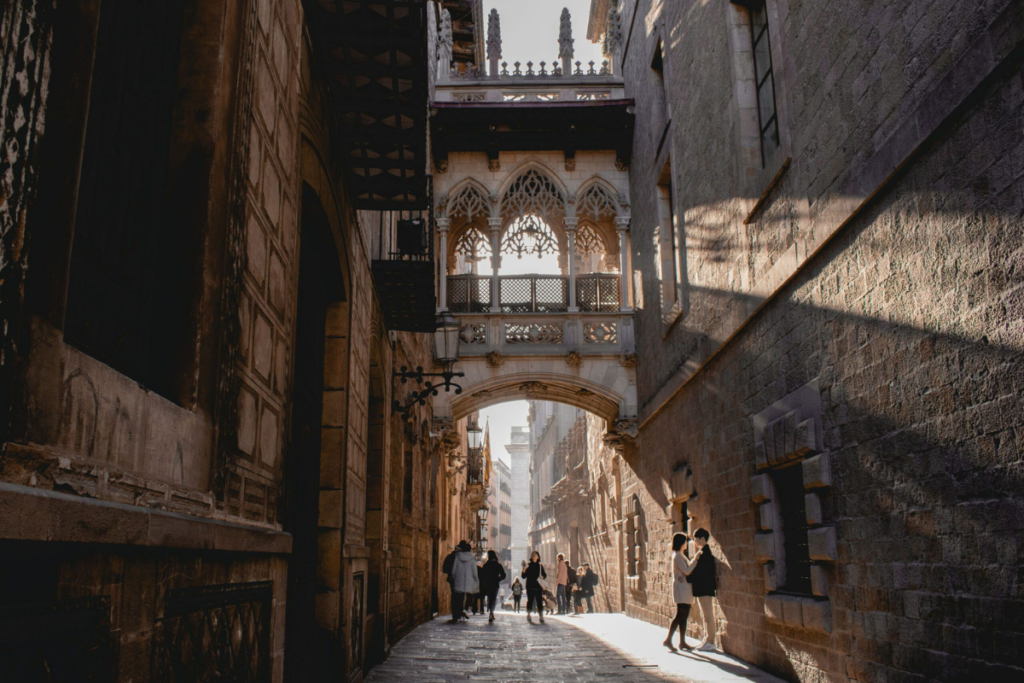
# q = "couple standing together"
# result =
<box><xmin>664</xmin><ymin>528</ymin><xmax>718</xmax><ymax>652</ymax></box>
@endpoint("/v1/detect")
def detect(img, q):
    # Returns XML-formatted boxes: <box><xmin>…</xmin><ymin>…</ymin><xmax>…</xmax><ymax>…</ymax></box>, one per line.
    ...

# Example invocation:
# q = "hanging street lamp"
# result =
<box><xmin>393</xmin><ymin>311</ymin><xmax>466</xmax><ymax>421</ymax></box>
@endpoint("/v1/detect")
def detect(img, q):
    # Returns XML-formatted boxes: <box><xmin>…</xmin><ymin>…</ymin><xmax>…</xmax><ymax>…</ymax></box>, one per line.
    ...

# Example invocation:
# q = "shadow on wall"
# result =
<box><xmin>622</xmin><ymin>56</ymin><xmax>1024</xmax><ymax>681</ymax></box>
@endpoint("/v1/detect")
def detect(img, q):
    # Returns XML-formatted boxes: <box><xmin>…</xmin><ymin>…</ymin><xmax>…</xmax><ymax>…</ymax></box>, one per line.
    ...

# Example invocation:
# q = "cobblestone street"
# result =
<box><xmin>366</xmin><ymin>612</ymin><xmax>785</xmax><ymax>683</ymax></box>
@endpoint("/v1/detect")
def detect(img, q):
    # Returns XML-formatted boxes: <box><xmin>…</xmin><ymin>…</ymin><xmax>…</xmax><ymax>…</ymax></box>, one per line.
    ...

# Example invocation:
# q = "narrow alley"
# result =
<box><xmin>367</xmin><ymin>612</ymin><xmax>784</xmax><ymax>683</ymax></box>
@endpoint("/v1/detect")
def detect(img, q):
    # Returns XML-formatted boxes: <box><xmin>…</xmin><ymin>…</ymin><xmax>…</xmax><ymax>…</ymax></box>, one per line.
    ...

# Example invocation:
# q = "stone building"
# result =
<box><xmin>487</xmin><ymin>454</ymin><xmax>512</xmax><ymax>565</ymax></box>
<box><xmin>0</xmin><ymin>1</ymin><xmax>476</xmax><ymax>681</ymax></box>
<box><xmin>506</xmin><ymin>425</ymin><xmax>532</xmax><ymax>571</ymax></box>
<box><xmin>572</xmin><ymin>0</ymin><xmax>1024</xmax><ymax>680</ymax></box>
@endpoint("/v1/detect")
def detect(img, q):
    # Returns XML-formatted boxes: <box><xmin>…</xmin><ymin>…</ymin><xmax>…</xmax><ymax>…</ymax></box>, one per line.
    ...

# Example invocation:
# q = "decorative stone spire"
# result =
<box><xmin>438</xmin><ymin>8</ymin><xmax>453</xmax><ymax>81</ymax></box>
<box><xmin>487</xmin><ymin>9</ymin><xmax>502</xmax><ymax>77</ymax></box>
<box><xmin>558</xmin><ymin>7</ymin><xmax>574</xmax><ymax>75</ymax></box>
<box><xmin>604</xmin><ymin>3</ymin><xmax>623</xmax><ymax>65</ymax></box>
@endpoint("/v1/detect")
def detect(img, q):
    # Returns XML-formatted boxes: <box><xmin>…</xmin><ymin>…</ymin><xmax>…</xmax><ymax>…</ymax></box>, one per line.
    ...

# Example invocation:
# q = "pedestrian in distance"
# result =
<box><xmin>510</xmin><ymin>577</ymin><xmax>523</xmax><ymax>613</ymax></box>
<box><xmin>565</xmin><ymin>562</ymin><xmax>578</xmax><ymax>614</ymax></box>
<box><xmin>521</xmin><ymin>550</ymin><xmax>547</xmax><ymax>624</ymax></box>
<box><xmin>663</xmin><ymin>532</ymin><xmax>697</xmax><ymax>651</ymax></box>
<box><xmin>689</xmin><ymin>528</ymin><xmax>718</xmax><ymax>652</ymax></box>
<box><xmin>451</xmin><ymin>540</ymin><xmax>480</xmax><ymax>624</ymax></box>
<box><xmin>555</xmin><ymin>553</ymin><xmax>569</xmax><ymax>614</ymax></box>
<box><xmin>479</xmin><ymin>550</ymin><xmax>507</xmax><ymax>623</ymax></box>
<box><xmin>443</xmin><ymin>543</ymin><xmax>461</xmax><ymax>623</ymax></box>
<box><xmin>579</xmin><ymin>563</ymin><xmax>599</xmax><ymax>613</ymax></box>
<box><xmin>573</xmin><ymin>566</ymin><xmax>586</xmax><ymax>614</ymax></box>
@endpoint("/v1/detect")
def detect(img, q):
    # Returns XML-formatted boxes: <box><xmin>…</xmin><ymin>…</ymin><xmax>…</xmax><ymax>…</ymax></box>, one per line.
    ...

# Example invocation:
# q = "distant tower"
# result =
<box><xmin>506</xmin><ymin>425</ymin><xmax>532</xmax><ymax>570</ymax></box>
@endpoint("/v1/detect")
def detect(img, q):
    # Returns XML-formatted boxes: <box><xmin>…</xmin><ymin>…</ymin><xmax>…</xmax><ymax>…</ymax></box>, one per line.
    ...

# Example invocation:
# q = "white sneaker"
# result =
<box><xmin>697</xmin><ymin>642</ymin><xmax>717</xmax><ymax>652</ymax></box>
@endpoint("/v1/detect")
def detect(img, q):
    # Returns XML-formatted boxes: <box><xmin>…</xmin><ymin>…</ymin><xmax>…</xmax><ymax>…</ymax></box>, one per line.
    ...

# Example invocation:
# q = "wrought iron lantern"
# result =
<box><xmin>466</xmin><ymin>421</ymin><xmax>483</xmax><ymax>451</ymax></box>
<box><xmin>393</xmin><ymin>311</ymin><xmax>466</xmax><ymax>421</ymax></box>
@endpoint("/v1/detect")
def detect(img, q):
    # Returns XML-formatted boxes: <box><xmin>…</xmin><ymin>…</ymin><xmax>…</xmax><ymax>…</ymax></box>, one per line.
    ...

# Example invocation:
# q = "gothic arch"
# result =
<box><xmin>574</xmin><ymin>176</ymin><xmax>625</xmax><ymax>218</ymax></box>
<box><xmin>496</xmin><ymin>159</ymin><xmax>569</xmax><ymax>215</ymax></box>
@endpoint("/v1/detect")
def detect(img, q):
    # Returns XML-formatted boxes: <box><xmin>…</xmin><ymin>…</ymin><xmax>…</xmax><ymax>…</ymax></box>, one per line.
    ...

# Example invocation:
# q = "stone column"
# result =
<box><xmin>488</xmin><ymin>216</ymin><xmax>502</xmax><ymax>313</ymax></box>
<box><xmin>438</xmin><ymin>9</ymin><xmax>453</xmax><ymax>83</ymax></box>
<box><xmin>616</xmin><ymin>216</ymin><xmax>632</xmax><ymax>312</ymax></box>
<box><xmin>564</xmin><ymin>217</ymin><xmax>579</xmax><ymax>312</ymax></box>
<box><xmin>438</xmin><ymin>217</ymin><xmax>450</xmax><ymax>312</ymax></box>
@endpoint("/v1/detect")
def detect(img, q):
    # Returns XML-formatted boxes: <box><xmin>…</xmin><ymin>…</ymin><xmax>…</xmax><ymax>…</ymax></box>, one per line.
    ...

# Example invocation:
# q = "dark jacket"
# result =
<box><xmin>579</xmin><ymin>570</ymin><xmax>598</xmax><ymax>597</ymax></box>
<box><xmin>521</xmin><ymin>560</ymin><xmax>547</xmax><ymax>591</ymax></box>
<box><xmin>479</xmin><ymin>560</ymin><xmax>507</xmax><ymax>594</ymax></box>
<box><xmin>566</xmin><ymin>565</ymin><xmax>578</xmax><ymax>588</ymax></box>
<box><xmin>442</xmin><ymin>550</ymin><xmax>458</xmax><ymax>585</ymax></box>
<box><xmin>689</xmin><ymin>547</ymin><xmax>717</xmax><ymax>597</ymax></box>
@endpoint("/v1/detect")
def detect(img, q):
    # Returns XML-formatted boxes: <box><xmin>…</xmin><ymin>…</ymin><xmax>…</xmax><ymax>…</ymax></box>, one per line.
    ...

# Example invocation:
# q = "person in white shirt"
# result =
<box><xmin>663</xmin><ymin>532</ymin><xmax>697</xmax><ymax>651</ymax></box>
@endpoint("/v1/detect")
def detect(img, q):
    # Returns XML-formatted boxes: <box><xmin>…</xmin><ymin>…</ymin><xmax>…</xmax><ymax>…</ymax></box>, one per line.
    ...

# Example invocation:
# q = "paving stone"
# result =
<box><xmin>367</xmin><ymin>613</ymin><xmax>785</xmax><ymax>683</ymax></box>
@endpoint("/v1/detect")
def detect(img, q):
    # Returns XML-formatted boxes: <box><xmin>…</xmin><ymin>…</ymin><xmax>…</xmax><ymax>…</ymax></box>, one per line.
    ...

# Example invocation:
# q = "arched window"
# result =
<box><xmin>501</xmin><ymin>214</ymin><xmax>558</xmax><ymax>259</ymax></box>
<box><xmin>577</xmin><ymin>183</ymin><xmax>618</xmax><ymax>221</ymax></box>
<box><xmin>448</xmin><ymin>184</ymin><xmax>489</xmax><ymax>222</ymax></box>
<box><xmin>574</xmin><ymin>223</ymin><xmax>605</xmax><ymax>258</ymax></box>
<box><xmin>503</xmin><ymin>168</ymin><xmax>563</xmax><ymax>221</ymax></box>
<box><xmin>453</xmin><ymin>227</ymin><xmax>492</xmax><ymax>264</ymax></box>
<box><xmin>626</xmin><ymin>494</ymin><xmax>646</xmax><ymax>577</ymax></box>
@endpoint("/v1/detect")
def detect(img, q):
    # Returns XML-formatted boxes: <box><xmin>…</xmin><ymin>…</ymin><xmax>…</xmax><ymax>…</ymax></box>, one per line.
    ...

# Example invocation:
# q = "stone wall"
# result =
<box><xmin>602</xmin><ymin>0</ymin><xmax>1024</xmax><ymax>680</ymax></box>
<box><xmin>0</xmin><ymin>0</ymin><xmax>442</xmax><ymax>679</ymax></box>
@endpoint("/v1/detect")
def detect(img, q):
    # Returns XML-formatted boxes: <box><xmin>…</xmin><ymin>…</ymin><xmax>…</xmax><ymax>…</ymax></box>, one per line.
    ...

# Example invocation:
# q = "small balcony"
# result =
<box><xmin>447</xmin><ymin>273</ymin><xmax>620</xmax><ymax>314</ymax></box>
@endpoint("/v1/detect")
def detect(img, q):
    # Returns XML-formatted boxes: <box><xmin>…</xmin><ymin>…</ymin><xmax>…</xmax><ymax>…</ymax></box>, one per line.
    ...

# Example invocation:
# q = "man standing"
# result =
<box><xmin>580</xmin><ymin>563</ymin><xmax>599</xmax><ymax>613</ymax></box>
<box><xmin>555</xmin><ymin>553</ymin><xmax>569</xmax><ymax>614</ymax></box>
<box><xmin>451</xmin><ymin>540</ymin><xmax>480</xmax><ymax>623</ymax></box>
<box><xmin>690</xmin><ymin>528</ymin><xmax>717</xmax><ymax>651</ymax></box>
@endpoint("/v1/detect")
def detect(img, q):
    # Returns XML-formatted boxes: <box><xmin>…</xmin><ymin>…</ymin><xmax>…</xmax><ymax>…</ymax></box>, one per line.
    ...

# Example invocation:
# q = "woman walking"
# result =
<box><xmin>664</xmin><ymin>532</ymin><xmax>697</xmax><ymax>650</ymax></box>
<box><xmin>479</xmin><ymin>550</ymin><xmax>507</xmax><ymax>622</ymax></box>
<box><xmin>510</xmin><ymin>577</ymin><xmax>523</xmax><ymax>613</ymax></box>
<box><xmin>521</xmin><ymin>551</ymin><xmax>547</xmax><ymax>624</ymax></box>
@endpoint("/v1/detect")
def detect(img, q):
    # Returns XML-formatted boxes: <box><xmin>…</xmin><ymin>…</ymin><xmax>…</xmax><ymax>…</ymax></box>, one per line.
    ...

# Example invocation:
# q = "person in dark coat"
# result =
<box><xmin>578</xmin><ymin>563</ymin><xmax>599</xmax><ymax>613</ymax></box>
<box><xmin>520</xmin><ymin>551</ymin><xmax>547</xmax><ymax>624</ymax></box>
<box><xmin>442</xmin><ymin>543</ymin><xmax>461</xmax><ymax>623</ymax></box>
<box><xmin>688</xmin><ymin>528</ymin><xmax>718</xmax><ymax>651</ymax></box>
<box><xmin>479</xmin><ymin>550</ymin><xmax>507</xmax><ymax>622</ymax></box>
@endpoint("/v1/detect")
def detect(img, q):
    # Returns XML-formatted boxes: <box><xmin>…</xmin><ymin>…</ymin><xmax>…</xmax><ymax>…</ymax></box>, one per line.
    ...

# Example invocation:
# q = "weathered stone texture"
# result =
<box><xmin>608</xmin><ymin>0</ymin><xmax>1024</xmax><ymax>680</ymax></box>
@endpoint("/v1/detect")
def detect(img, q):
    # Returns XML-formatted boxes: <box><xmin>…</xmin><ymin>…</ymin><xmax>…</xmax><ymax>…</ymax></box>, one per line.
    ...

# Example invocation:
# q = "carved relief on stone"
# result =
<box><xmin>518</xmin><ymin>381</ymin><xmax>550</xmax><ymax>398</ymax></box>
<box><xmin>485</xmin><ymin>350</ymin><xmax>504</xmax><ymax>367</ymax></box>
<box><xmin>564</xmin><ymin>157</ymin><xmax>576</xmax><ymax>172</ymax></box>
<box><xmin>558</xmin><ymin>8</ymin><xmax>574</xmax><ymax>60</ymax></box>
<box><xmin>604</xmin><ymin>5</ymin><xmax>623</xmax><ymax>56</ymax></box>
<box><xmin>486</xmin><ymin>8</ymin><xmax>502</xmax><ymax>61</ymax></box>
<box><xmin>618</xmin><ymin>351</ymin><xmax>637</xmax><ymax>367</ymax></box>
<box><xmin>488</xmin><ymin>158</ymin><xmax>501</xmax><ymax>172</ymax></box>
<box><xmin>438</xmin><ymin>9</ymin><xmax>453</xmax><ymax>69</ymax></box>
<box><xmin>565</xmin><ymin>350</ymin><xmax>583</xmax><ymax>367</ymax></box>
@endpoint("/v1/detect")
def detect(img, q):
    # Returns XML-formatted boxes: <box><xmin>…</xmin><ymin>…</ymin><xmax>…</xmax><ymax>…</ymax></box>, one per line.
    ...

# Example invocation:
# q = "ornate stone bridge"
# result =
<box><xmin>429</xmin><ymin>8</ymin><xmax>637</xmax><ymax>446</ymax></box>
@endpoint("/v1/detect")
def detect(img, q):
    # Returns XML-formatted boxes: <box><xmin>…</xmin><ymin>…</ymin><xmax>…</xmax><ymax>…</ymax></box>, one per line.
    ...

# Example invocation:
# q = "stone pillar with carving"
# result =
<box><xmin>616</xmin><ymin>215</ymin><xmax>632</xmax><ymax>312</ymax></box>
<box><xmin>565</xmin><ymin>216</ymin><xmax>579</xmax><ymax>313</ymax></box>
<box><xmin>437</xmin><ymin>216</ymin><xmax>450</xmax><ymax>312</ymax></box>
<box><xmin>438</xmin><ymin>8</ymin><xmax>453</xmax><ymax>83</ymax></box>
<box><xmin>558</xmin><ymin>8</ymin><xmax>574</xmax><ymax>78</ymax></box>
<box><xmin>604</xmin><ymin>4</ymin><xmax>622</xmax><ymax>74</ymax></box>
<box><xmin>487</xmin><ymin>9</ymin><xmax>501</xmax><ymax>78</ymax></box>
<box><xmin>488</xmin><ymin>216</ymin><xmax>502</xmax><ymax>313</ymax></box>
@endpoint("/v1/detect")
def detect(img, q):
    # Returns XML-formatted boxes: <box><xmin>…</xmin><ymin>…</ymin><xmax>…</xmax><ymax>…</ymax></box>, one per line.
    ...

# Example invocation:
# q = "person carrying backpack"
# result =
<box><xmin>510</xmin><ymin>577</ymin><xmax>524</xmax><ymax>613</ymax></box>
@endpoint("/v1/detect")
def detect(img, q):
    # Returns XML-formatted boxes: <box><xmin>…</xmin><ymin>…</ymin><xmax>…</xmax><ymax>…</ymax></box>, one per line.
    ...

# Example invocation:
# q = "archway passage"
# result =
<box><xmin>285</xmin><ymin>186</ymin><xmax>346</xmax><ymax>681</ymax></box>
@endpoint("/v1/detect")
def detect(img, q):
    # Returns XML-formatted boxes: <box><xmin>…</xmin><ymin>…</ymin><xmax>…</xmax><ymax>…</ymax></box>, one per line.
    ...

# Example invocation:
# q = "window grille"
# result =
<box><xmin>772</xmin><ymin>464</ymin><xmax>812</xmax><ymax>594</ymax></box>
<box><xmin>576</xmin><ymin>274</ymin><xmax>620</xmax><ymax>312</ymax></box>
<box><xmin>749</xmin><ymin>1</ymin><xmax>779</xmax><ymax>164</ymax></box>
<box><xmin>499</xmin><ymin>276</ymin><xmax>568</xmax><ymax>313</ymax></box>
<box><xmin>156</xmin><ymin>582</ymin><xmax>272</xmax><ymax>683</ymax></box>
<box><xmin>447</xmin><ymin>275</ymin><xmax>491</xmax><ymax>313</ymax></box>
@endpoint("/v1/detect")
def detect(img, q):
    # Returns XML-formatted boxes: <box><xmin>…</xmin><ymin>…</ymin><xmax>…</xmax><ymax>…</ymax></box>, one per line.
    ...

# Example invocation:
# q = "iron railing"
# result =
<box><xmin>447</xmin><ymin>274</ymin><xmax>491</xmax><ymax>313</ymax></box>
<box><xmin>448</xmin><ymin>273</ymin><xmax>621</xmax><ymax>314</ymax></box>
<box><xmin>576</xmin><ymin>273</ymin><xmax>620</xmax><ymax>312</ymax></box>
<box><xmin>499</xmin><ymin>275</ymin><xmax>568</xmax><ymax>313</ymax></box>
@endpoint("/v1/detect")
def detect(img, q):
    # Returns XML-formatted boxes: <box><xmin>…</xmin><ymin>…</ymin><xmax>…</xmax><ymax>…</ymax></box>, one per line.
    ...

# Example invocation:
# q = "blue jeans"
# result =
<box><xmin>556</xmin><ymin>584</ymin><xmax>568</xmax><ymax>613</ymax></box>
